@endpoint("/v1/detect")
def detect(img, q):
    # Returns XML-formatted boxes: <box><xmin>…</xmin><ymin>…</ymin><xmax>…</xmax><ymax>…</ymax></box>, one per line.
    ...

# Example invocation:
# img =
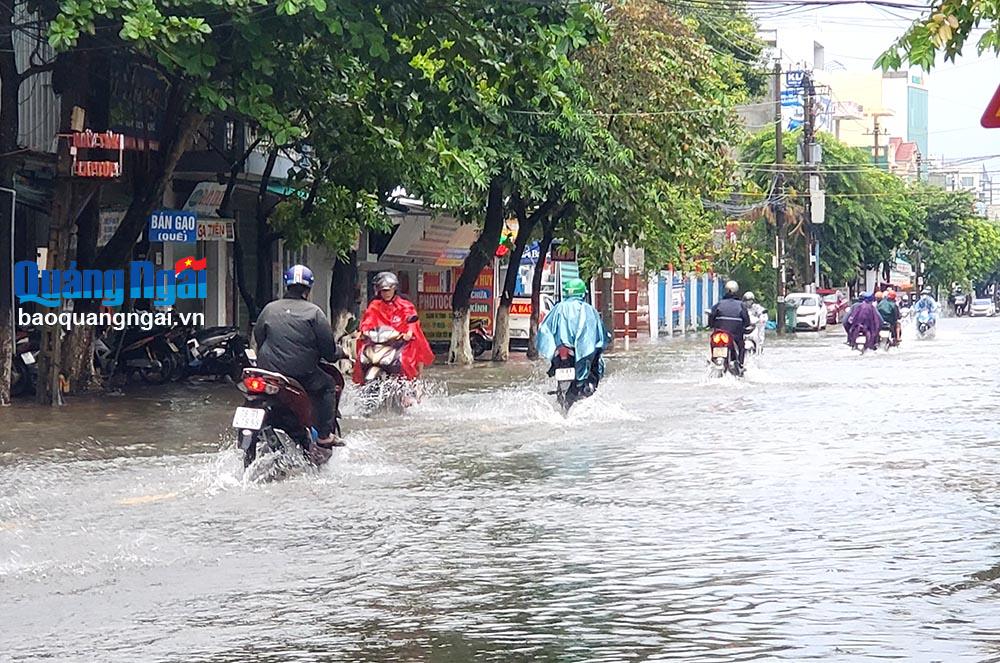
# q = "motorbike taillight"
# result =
<box><xmin>243</xmin><ymin>376</ymin><xmax>271</xmax><ymax>394</ymax></box>
<box><xmin>710</xmin><ymin>331</ymin><xmax>731</xmax><ymax>347</ymax></box>
<box><xmin>557</xmin><ymin>346</ymin><xmax>571</xmax><ymax>360</ymax></box>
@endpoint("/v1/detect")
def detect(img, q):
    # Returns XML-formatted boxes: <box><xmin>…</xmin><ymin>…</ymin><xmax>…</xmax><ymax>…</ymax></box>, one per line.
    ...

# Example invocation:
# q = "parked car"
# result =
<box><xmin>785</xmin><ymin>292</ymin><xmax>828</xmax><ymax>331</ymax></box>
<box><xmin>969</xmin><ymin>298</ymin><xmax>997</xmax><ymax>317</ymax></box>
<box><xmin>818</xmin><ymin>289</ymin><xmax>849</xmax><ymax>324</ymax></box>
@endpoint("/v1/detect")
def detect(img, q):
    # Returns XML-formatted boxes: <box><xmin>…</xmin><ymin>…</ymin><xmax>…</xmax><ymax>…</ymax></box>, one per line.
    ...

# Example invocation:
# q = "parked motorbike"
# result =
<box><xmin>184</xmin><ymin>325</ymin><xmax>249</xmax><ymax>381</ymax></box>
<box><xmin>12</xmin><ymin>328</ymin><xmax>40</xmax><ymax>397</ymax></box>
<box><xmin>470</xmin><ymin>318</ymin><xmax>493</xmax><ymax>358</ymax></box>
<box><xmin>94</xmin><ymin>325</ymin><xmax>181</xmax><ymax>386</ymax></box>
<box><xmin>233</xmin><ymin>350</ymin><xmax>345</xmax><ymax>475</ymax></box>
<box><xmin>915</xmin><ymin>309</ymin><xmax>936</xmax><ymax>339</ymax></box>
<box><xmin>356</xmin><ymin>318</ymin><xmax>419</xmax><ymax>415</ymax></box>
<box><xmin>709</xmin><ymin>329</ymin><xmax>743</xmax><ymax>377</ymax></box>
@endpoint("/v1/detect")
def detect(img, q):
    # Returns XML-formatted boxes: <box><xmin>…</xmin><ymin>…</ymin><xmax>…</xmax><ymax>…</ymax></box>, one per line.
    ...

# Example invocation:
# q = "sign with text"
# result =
<box><xmin>149</xmin><ymin>210</ymin><xmax>197</xmax><ymax>243</ymax></box>
<box><xmin>197</xmin><ymin>219</ymin><xmax>235</xmax><ymax>242</ymax></box>
<box><xmin>98</xmin><ymin>209</ymin><xmax>126</xmax><ymax>247</ymax></box>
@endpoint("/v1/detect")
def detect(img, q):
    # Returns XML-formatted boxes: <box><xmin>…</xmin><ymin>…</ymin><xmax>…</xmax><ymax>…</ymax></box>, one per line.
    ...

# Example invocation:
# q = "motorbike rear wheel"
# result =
<box><xmin>10</xmin><ymin>359</ymin><xmax>30</xmax><ymax>397</ymax></box>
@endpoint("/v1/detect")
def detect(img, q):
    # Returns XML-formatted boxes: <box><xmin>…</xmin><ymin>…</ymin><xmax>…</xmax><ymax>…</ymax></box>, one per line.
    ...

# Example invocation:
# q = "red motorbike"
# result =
<box><xmin>233</xmin><ymin>352</ymin><xmax>345</xmax><ymax>472</ymax></box>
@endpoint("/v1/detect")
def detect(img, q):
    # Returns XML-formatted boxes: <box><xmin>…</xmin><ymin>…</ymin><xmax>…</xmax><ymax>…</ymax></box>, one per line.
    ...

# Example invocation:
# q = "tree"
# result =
<box><xmin>877</xmin><ymin>0</ymin><xmax>1000</xmax><ymax>70</ymax></box>
<box><xmin>742</xmin><ymin>127</ymin><xmax>921</xmax><ymax>287</ymax></box>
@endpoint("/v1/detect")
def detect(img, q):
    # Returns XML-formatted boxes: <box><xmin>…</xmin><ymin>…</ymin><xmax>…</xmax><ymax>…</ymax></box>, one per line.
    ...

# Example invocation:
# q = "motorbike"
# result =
<box><xmin>745</xmin><ymin>315</ymin><xmax>767</xmax><ymax>356</ymax></box>
<box><xmin>709</xmin><ymin>329</ymin><xmax>743</xmax><ymax>378</ymax></box>
<box><xmin>233</xmin><ymin>349</ymin><xmax>345</xmax><ymax>474</ymax></box>
<box><xmin>548</xmin><ymin>345</ymin><xmax>601</xmax><ymax>413</ymax></box>
<box><xmin>915</xmin><ymin>309</ymin><xmax>936</xmax><ymax>339</ymax></box>
<box><xmin>94</xmin><ymin>325</ymin><xmax>183</xmax><ymax>386</ymax></box>
<box><xmin>470</xmin><ymin>318</ymin><xmax>493</xmax><ymax>358</ymax></box>
<box><xmin>953</xmin><ymin>293</ymin><xmax>967</xmax><ymax>317</ymax></box>
<box><xmin>11</xmin><ymin>328</ymin><xmax>40</xmax><ymax>397</ymax></box>
<box><xmin>184</xmin><ymin>325</ymin><xmax>249</xmax><ymax>381</ymax></box>
<box><xmin>356</xmin><ymin>318</ymin><xmax>419</xmax><ymax>414</ymax></box>
<box><xmin>878</xmin><ymin>324</ymin><xmax>895</xmax><ymax>351</ymax></box>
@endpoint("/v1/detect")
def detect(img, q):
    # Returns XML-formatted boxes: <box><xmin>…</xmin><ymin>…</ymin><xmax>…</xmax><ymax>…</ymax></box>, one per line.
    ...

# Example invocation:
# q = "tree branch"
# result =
<box><xmin>18</xmin><ymin>61</ymin><xmax>55</xmax><ymax>83</ymax></box>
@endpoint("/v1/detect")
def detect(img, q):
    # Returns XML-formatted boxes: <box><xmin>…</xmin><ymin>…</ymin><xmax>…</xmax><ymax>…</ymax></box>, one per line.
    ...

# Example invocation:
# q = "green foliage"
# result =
<box><xmin>743</xmin><ymin>127</ymin><xmax>921</xmax><ymax>285</ymax></box>
<box><xmin>878</xmin><ymin>1</ymin><xmax>995</xmax><ymax>70</ymax></box>
<box><xmin>573</xmin><ymin>0</ymin><xmax>752</xmax><ymax>272</ymax></box>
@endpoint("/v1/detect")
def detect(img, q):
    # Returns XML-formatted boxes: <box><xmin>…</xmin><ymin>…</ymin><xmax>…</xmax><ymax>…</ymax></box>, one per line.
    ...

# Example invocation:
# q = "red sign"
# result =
<box><xmin>510</xmin><ymin>301</ymin><xmax>532</xmax><ymax>316</ymax></box>
<box><xmin>71</xmin><ymin>130</ymin><xmax>124</xmax><ymax>150</ymax></box>
<box><xmin>73</xmin><ymin>161</ymin><xmax>121</xmax><ymax>178</ymax></box>
<box><xmin>982</xmin><ymin>84</ymin><xmax>1000</xmax><ymax>128</ymax></box>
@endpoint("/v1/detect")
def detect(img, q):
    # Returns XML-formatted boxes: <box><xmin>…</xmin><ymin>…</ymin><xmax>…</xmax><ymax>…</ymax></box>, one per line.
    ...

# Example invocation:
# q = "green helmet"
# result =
<box><xmin>562</xmin><ymin>277</ymin><xmax>587</xmax><ymax>299</ymax></box>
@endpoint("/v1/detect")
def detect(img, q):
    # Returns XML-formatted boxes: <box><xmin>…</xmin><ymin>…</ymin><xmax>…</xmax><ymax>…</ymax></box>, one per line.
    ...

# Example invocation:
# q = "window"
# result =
<box><xmin>961</xmin><ymin>176</ymin><xmax>975</xmax><ymax>188</ymax></box>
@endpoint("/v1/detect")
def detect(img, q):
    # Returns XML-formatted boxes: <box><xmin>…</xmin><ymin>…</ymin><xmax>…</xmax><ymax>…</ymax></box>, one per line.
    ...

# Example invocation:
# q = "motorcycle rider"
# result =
<box><xmin>913</xmin><ymin>287</ymin><xmax>940</xmax><ymax>321</ymax></box>
<box><xmin>253</xmin><ymin>265</ymin><xmax>345</xmax><ymax>449</ymax></box>
<box><xmin>846</xmin><ymin>292</ymin><xmax>882</xmax><ymax>351</ymax></box>
<box><xmin>743</xmin><ymin>291</ymin><xmax>768</xmax><ymax>354</ymax></box>
<box><xmin>877</xmin><ymin>289</ymin><xmax>902</xmax><ymax>345</ymax></box>
<box><xmin>353</xmin><ymin>271</ymin><xmax>434</xmax><ymax>385</ymax></box>
<box><xmin>537</xmin><ymin>277</ymin><xmax>610</xmax><ymax>395</ymax></box>
<box><xmin>708</xmin><ymin>280</ymin><xmax>751</xmax><ymax>365</ymax></box>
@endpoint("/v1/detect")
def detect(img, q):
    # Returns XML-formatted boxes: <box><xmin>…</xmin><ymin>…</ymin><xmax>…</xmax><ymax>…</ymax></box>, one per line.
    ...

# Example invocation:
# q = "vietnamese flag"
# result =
<box><xmin>174</xmin><ymin>255</ymin><xmax>208</xmax><ymax>274</ymax></box>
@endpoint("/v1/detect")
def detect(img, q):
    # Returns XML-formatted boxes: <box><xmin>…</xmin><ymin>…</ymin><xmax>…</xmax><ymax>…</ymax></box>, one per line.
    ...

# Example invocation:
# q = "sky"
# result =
<box><xmin>758</xmin><ymin>2</ymin><xmax>1000</xmax><ymax>162</ymax></box>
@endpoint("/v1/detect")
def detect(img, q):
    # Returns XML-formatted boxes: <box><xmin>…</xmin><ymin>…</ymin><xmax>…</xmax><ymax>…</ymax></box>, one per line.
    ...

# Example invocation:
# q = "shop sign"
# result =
<box><xmin>149</xmin><ymin>209</ymin><xmax>197</xmax><ymax>243</ymax></box>
<box><xmin>197</xmin><ymin>219</ymin><xmax>235</xmax><ymax>242</ymax></box>
<box><xmin>183</xmin><ymin>182</ymin><xmax>228</xmax><ymax>217</ymax></box>
<box><xmin>68</xmin><ymin>130</ymin><xmax>124</xmax><ymax>179</ymax></box>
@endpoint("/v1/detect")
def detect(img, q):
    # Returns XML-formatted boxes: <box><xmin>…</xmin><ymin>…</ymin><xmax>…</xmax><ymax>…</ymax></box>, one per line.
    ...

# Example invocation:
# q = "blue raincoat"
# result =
<box><xmin>536</xmin><ymin>298</ymin><xmax>610</xmax><ymax>381</ymax></box>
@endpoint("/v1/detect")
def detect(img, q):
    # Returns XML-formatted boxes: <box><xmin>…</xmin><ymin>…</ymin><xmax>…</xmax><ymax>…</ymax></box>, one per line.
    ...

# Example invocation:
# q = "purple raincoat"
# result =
<box><xmin>847</xmin><ymin>302</ymin><xmax>881</xmax><ymax>350</ymax></box>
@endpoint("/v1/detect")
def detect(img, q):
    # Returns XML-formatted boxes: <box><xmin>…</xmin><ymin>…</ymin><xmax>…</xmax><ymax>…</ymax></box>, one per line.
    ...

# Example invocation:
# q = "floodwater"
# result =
<box><xmin>2</xmin><ymin>318</ymin><xmax>1000</xmax><ymax>662</ymax></box>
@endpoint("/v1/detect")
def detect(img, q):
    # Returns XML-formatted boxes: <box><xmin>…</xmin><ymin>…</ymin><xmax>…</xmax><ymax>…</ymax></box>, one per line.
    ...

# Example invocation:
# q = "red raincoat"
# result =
<box><xmin>353</xmin><ymin>296</ymin><xmax>435</xmax><ymax>384</ymax></box>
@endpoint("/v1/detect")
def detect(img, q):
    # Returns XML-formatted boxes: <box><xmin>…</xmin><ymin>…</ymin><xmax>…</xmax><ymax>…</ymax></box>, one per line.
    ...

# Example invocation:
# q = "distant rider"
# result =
<box><xmin>846</xmin><ymin>292</ymin><xmax>882</xmax><ymax>351</ymax></box>
<box><xmin>537</xmin><ymin>278</ymin><xmax>610</xmax><ymax>395</ymax></box>
<box><xmin>913</xmin><ymin>287</ymin><xmax>940</xmax><ymax>320</ymax></box>
<box><xmin>254</xmin><ymin>265</ymin><xmax>345</xmax><ymax>448</ymax></box>
<box><xmin>843</xmin><ymin>293</ymin><xmax>864</xmax><ymax>337</ymax></box>
<box><xmin>353</xmin><ymin>271</ymin><xmax>434</xmax><ymax>385</ymax></box>
<box><xmin>743</xmin><ymin>291</ymin><xmax>768</xmax><ymax>353</ymax></box>
<box><xmin>708</xmin><ymin>280</ymin><xmax>751</xmax><ymax>364</ymax></box>
<box><xmin>877</xmin><ymin>289</ymin><xmax>902</xmax><ymax>345</ymax></box>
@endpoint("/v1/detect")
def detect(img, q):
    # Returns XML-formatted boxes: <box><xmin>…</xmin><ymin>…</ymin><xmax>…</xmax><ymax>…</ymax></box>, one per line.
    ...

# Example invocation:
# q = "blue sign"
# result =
<box><xmin>149</xmin><ymin>209</ymin><xmax>197</xmax><ymax>243</ymax></box>
<box><xmin>785</xmin><ymin>70</ymin><xmax>806</xmax><ymax>88</ymax></box>
<box><xmin>14</xmin><ymin>260</ymin><xmax>208</xmax><ymax>308</ymax></box>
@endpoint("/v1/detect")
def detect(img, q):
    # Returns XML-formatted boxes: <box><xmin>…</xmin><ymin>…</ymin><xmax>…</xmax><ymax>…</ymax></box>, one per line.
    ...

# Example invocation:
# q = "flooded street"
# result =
<box><xmin>3</xmin><ymin>319</ymin><xmax>1000</xmax><ymax>662</ymax></box>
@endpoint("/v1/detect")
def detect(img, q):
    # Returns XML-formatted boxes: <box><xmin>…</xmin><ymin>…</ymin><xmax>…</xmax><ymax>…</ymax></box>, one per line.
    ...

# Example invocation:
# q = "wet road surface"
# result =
<box><xmin>2</xmin><ymin>318</ymin><xmax>1000</xmax><ymax>662</ymax></box>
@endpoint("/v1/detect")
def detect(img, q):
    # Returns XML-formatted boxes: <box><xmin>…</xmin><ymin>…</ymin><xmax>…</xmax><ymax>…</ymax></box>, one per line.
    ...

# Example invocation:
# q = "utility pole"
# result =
<box><xmin>774</xmin><ymin>60</ymin><xmax>787</xmax><ymax>336</ymax></box>
<box><xmin>802</xmin><ymin>70</ymin><xmax>815</xmax><ymax>289</ymax></box>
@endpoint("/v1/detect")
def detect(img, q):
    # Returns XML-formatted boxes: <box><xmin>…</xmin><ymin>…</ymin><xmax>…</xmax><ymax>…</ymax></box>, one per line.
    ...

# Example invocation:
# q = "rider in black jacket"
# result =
<box><xmin>254</xmin><ymin>265</ymin><xmax>345</xmax><ymax>446</ymax></box>
<box><xmin>708</xmin><ymin>280</ymin><xmax>751</xmax><ymax>364</ymax></box>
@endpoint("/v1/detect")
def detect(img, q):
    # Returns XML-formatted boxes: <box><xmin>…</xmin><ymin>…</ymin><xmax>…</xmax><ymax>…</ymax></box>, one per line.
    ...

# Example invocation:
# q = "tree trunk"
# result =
<box><xmin>61</xmin><ymin>195</ymin><xmax>101</xmax><ymax>393</ymax></box>
<box><xmin>254</xmin><ymin>148</ymin><xmax>279</xmax><ymax>309</ymax></box>
<box><xmin>0</xmin><ymin>2</ymin><xmax>20</xmax><ymax>405</ymax></box>
<box><xmin>232</xmin><ymin>212</ymin><xmax>257</xmax><ymax>324</ymax></box>
<box><xmin>94</xmin><ymin>86</ymin><xmax>203</xmax><ymax>270</ymax></box>
<box><xmin>527</xmin><ymin>221</ymin><xmax>556</xmax><ymax>359</ymax></box>
<box><xmin>449</xmin><ymin>176</ymin><xmax>505</xmax><ymax>365</ymax></box>
<box><xmin>330</xmin><ymin>250</ymin><xmax>358</xmax><ymax>336</ymax></box>
<box><xmin>492</xmin><ymin>198</ymin><xmax>551</xmax><ymax>362</ymax></box>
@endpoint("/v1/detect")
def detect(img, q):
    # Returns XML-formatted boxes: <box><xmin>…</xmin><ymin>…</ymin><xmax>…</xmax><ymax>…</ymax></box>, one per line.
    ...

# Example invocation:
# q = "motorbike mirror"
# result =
<box><xmin>343</xmin><ymin>317</ymin><xmax>359</xmax><ymax>334</ymax></box>
<box><xmin>407</xmin><ymin>314</ymin><xmax>419</xmax><ymax>324</ymax></box>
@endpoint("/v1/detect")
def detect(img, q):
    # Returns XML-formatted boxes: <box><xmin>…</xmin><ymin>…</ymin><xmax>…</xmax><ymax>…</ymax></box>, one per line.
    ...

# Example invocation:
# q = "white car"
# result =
<box><xmin>969</xmin><ymin>298</ymin><xmax>997</xmax><ymax>317</ymax></box>
<box><xmin>509</xmin><ymin>293</ymin><xmax>556</xmax><ymax>348</ymax></box>
<box><xmin>785</xmin><ymin>292</ymin><xmax>827</xmax><ymax>331</ymax></box>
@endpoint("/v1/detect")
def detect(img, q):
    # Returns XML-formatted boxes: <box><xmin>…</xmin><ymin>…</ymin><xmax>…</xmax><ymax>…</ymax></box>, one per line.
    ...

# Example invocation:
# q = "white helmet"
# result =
<box><xmin>725</xmin><ymin>280</ymin><xmax>739</xmax><ymax>295</ymax></box>
<box><xmin>743</xmin><ymin>291</ymin><xmax>755</xmax><ymax>302</ymax></box>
